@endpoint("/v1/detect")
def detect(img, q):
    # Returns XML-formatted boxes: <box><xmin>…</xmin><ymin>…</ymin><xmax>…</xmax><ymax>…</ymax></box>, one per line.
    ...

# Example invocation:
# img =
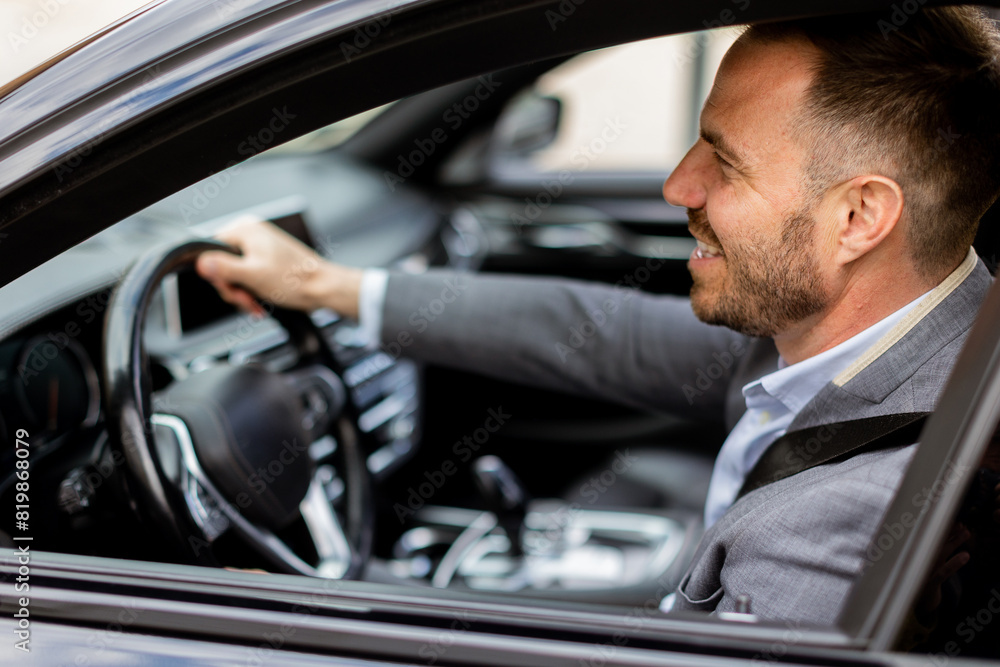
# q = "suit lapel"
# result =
<box><xmin>791</xmin><ymin>249</ymin><xmax>992</xmax><ymax>430</ymax></box>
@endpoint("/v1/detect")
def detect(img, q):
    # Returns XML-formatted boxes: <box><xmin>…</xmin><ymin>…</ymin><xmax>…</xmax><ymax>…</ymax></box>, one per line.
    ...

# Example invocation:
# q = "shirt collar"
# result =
<box><xmin>743</xmin><ymin>289</ymin><xmax>931</xmax><ymax>415</ymax></box>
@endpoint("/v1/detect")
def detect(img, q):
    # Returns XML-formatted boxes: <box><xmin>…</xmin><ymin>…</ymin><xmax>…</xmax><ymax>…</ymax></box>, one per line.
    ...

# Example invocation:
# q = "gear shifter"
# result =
<box><xmin>472</xmin><ymin>456</ymin><xmax>529</xmax><ymax>557</ymax></box>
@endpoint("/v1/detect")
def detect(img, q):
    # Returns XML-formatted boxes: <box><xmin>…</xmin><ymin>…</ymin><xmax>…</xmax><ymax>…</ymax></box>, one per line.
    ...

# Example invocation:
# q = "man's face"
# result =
<box><xmin>663</xmin><ymin>36</ymin><xmax>833</xmax><ymax>338</ymax></box>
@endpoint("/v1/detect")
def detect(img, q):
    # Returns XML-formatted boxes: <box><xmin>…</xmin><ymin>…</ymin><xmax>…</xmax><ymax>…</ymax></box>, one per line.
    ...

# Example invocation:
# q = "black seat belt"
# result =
<box><xmin>736</xmin><ymin>412</ymin><xmax>929</xmax><ymax>501</ymax></box>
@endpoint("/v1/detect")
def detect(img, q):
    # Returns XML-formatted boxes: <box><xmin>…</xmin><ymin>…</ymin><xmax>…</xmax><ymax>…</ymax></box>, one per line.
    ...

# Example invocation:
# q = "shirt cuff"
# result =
<box><xmin>358</xmin><ymin>268</ymin><xmax>389</xmax><ymax>345</ymax></box>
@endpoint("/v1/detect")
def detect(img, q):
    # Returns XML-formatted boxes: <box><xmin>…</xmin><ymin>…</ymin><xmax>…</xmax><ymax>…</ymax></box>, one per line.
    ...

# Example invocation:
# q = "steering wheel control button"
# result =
<box><xmin>284</xmin><ymin>365</ymin><xmax>347</xmax><ymax>439</ymax></box>
<box><xmin>186</xmin><ymin>478</ymin><xmax>231</xmax><ymax>541</ymax></box>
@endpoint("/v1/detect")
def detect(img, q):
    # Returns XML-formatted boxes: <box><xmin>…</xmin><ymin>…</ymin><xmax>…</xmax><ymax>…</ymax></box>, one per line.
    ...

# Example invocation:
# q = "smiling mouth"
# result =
<box><xmin>693</xmin><ymin>239</ymin><xmax>724</xmax><ymax>259</ymax></box>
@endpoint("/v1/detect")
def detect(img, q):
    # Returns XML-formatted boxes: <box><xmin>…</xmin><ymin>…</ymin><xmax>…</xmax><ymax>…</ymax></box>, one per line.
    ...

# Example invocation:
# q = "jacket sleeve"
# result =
<box><xmin>379</xmin><ymin>269</ymin><xmax>751</xmax><ymax>422</ymax></box>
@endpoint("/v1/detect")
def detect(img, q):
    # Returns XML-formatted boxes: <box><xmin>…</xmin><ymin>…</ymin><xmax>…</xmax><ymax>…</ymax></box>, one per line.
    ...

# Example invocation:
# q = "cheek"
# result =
<box><xmin>707</xmin><ymin>189</ymin><xmax>770</xmax><ymax>247</ymax></box>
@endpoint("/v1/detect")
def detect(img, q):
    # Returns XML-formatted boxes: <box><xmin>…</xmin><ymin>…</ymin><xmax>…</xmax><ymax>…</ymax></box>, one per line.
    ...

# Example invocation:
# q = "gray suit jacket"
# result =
<box><xmin>379</xmin><ymin>249</ymin><xmax>991</xmax><ymax>625</ymax></box>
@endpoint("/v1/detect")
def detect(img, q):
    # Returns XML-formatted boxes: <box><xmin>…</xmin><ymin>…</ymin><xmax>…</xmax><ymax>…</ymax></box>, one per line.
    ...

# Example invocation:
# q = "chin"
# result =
<box><xmin>689</xmin><ymin>290</ymin><xmax>774</xmax><ymax>338</ymax></box>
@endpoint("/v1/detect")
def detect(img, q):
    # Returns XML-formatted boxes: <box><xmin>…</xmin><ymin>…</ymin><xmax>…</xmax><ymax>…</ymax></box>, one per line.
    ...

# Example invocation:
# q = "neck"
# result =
<box><xmin>772</xmin><ymin>263</ymin><xmax>945</xmax><ymax>365</ymax></box>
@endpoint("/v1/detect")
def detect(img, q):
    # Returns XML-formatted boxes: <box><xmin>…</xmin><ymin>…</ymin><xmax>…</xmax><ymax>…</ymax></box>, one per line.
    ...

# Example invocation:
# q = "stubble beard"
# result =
<box><xmin>688</xmin><ymin>209</ymin><xmax>829</xmax><ymax>338</ymax></box>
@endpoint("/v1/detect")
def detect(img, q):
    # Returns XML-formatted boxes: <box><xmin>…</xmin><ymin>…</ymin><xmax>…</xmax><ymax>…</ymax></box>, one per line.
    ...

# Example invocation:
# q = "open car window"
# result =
<box><xmin>3</xmin><ymin>2</ymin><xmax>1000</xmax><ymax>665</ymax></box>
<box><xmin>489</xmin><ymin>29</ymin><xmax>738</xmax><ymax>175</ymax></box>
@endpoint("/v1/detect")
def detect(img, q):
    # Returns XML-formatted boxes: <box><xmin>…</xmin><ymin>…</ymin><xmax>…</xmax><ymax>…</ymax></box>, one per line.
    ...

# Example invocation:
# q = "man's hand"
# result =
<box><xmin>195</xmin><ymin>217</ymin><xmax>363</xmax><ymax>318</ymax></box>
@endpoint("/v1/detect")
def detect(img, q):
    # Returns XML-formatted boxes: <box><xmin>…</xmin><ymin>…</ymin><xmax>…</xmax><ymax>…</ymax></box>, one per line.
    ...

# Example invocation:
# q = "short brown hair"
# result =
<box><xmin>747</xmin><ymin>6</ymin><xmax>1000</xmax><ymax>278</ymax></box>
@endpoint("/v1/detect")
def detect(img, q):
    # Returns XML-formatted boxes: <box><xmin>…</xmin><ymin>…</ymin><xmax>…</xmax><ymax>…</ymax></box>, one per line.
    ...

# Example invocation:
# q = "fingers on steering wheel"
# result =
<box><xmin>196</xmin><ymin>263</ymin><xmax>265</xmax><ymax>317</ymax></box>
<box><xmin>219</xmin><ymin>282</ymin><xmax>265</xmax><ymax>317</ymax></box>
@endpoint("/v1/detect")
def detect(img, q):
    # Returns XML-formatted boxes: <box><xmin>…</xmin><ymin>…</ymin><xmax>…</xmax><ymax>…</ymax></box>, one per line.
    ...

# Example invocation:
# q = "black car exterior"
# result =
<box><xmin>2</xmin><ymin>0</ymin><xmax>1000</xmax><ymax>665</ymax></box>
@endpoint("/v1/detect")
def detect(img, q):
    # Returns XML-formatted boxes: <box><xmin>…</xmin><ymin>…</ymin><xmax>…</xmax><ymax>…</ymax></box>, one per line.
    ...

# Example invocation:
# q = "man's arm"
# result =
<box><xmin>377</xmin><ymin>268</ymin><xmax>749</xmax><ymax>419</ymax></box>
<box><xmin>196</xmin><ymin>218</ymin><xmax>750</xmax><ymax>420</ymax></box>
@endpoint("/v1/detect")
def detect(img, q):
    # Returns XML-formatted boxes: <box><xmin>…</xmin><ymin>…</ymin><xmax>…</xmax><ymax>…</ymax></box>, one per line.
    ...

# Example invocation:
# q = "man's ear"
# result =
<box><xmin>831</xmin><ymin>175</ymin><xmax>904</xmax><ymax>265</ymax></box>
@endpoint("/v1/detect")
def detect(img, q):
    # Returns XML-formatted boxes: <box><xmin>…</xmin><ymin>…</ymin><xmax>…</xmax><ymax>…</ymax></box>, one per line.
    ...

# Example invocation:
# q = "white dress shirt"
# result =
<box><xmin>357</xmin><ymin>268</ymin><xmax>390</xmax><ymax>345</ymax></box>
<box><xmin>701</xmin><ymin>290</ymin><xmax>927</xmax><ymax>528</ymax></box>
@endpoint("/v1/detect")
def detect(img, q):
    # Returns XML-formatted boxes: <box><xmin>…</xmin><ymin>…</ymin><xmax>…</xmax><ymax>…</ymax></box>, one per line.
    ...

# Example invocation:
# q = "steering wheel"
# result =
<box><xmin>104</xmin><ymin>239</ymin><xmax>372</xmax><ymax>578</ymax></box>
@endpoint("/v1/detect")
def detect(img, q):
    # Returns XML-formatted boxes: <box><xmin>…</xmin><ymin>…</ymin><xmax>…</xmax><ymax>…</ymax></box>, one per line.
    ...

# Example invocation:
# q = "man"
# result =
<box><xmin>196</xmin><ymin>7</ymin><xmax>1000</xmax><ymax>624</ymax></box>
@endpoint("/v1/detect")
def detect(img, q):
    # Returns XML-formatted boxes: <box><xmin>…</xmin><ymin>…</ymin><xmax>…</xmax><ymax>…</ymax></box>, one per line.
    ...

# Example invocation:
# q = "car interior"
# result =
<box><xmin>1</xmin><ymin>5</ymin><xmax>1000</xmax><ymax>660</ymax></box>
<box><xmin>0</xmin><ymin>29</ymin><xmax>740</xmax><ymax>607</ymax></box>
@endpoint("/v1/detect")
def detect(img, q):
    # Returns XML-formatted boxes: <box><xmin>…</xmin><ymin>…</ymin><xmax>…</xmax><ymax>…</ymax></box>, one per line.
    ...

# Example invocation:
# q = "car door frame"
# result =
<box><xmin>2</xmin><ymin>0</ymin><xmax>1000</xmax><ymax>662</ymax></box>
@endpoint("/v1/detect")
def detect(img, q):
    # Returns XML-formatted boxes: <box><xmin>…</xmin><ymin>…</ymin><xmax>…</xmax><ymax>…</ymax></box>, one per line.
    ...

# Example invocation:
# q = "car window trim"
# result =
<box><xmin>838</xmin><ymin>264</ymin><xmax>1000</xmax><ymax>647</ymax></box>
<box><xmin>1</xmin><ymin>549</ymin><xmax>863</xmax><ymax>664</ymax></box>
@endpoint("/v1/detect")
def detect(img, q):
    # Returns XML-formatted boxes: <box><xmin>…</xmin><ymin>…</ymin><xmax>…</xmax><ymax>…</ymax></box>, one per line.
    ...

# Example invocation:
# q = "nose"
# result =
<box><xmin>662</xmin><ymin>141</ymin><xmax>710</xmax><ymax>210</ymax></box>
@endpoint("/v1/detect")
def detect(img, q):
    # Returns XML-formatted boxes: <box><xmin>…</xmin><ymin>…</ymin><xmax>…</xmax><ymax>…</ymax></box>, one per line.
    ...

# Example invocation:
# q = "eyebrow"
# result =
<box><xmin>700</xmin><ymin>128</ymin><xmax>748</xmax><ymax>169</ymax></box>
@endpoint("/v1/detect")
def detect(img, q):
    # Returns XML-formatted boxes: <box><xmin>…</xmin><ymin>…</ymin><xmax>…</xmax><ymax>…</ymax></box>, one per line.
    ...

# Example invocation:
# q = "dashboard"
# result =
<box><xmin>0</xmin><ymin>149</ymin><xmax>486</xmax><ymax>556</ymax></box>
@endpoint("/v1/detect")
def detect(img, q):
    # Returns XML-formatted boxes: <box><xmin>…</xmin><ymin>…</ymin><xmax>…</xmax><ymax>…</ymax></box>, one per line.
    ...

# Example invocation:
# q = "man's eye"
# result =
<box><xmin>712</xmin><ymin>151</ymin><xmax>734</xmax><ymax>171</ymax></box>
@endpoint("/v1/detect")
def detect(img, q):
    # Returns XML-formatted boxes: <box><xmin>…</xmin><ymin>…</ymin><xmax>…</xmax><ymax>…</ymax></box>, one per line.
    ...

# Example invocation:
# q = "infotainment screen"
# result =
<box><xmin>271</xmin><ymin>212</ymin><xmax>316</xmax><ymax>249</ymax></box>
<box><xmin>175</xmin><ymin>212</ymin><xmax>315</xmax><ymax>333</ymax></box>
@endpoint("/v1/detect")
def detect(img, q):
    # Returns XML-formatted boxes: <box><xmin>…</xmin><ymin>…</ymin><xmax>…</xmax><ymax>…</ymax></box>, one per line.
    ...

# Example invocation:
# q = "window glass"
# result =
<box><xmin>514</xmin><ymin>28</ymin><xmax>739</xmax><ymax>173</ymax></box>
<box><xmin>269</xmin><ymin>104</ymin><xmax>393</xmax><ymax>153</ymax></box>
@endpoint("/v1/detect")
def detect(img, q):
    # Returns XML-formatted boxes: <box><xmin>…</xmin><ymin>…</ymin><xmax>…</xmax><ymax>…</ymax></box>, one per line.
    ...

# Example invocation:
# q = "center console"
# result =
<box><xmin>385</xmin><ymin>456</ymin><xmax>702</xmax><ymax>603</ymax></box>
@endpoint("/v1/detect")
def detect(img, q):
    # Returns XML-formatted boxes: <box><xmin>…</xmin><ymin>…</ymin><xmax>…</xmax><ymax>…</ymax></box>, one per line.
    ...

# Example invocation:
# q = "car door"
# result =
<box><xmin>1</xmin><ymin>0</ymin><xmax>1000</xmax><ymax>665</ymax></box>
